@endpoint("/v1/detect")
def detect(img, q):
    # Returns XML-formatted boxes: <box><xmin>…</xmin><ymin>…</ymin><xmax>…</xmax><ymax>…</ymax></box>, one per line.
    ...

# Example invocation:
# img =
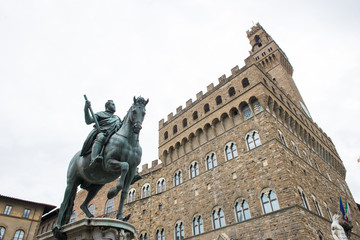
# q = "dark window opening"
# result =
<box><xmin>242</xmin><ymin>78</ymin><xmax>250</xmax><ymax>88</ymax></box>
<box><xmin>204</xmin><ymin>103</ymin><xmax>210</xmax><ymax>113</ymax></box>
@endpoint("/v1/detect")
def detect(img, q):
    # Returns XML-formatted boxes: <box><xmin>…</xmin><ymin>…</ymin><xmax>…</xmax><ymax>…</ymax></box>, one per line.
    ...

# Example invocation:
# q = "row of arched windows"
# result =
<box><xmin>163</xmin><ymin>81</ymin><xmax>255</xmax><ymax>140</ymax></box>
<box><xmin>267</xmin><ymin>95</ymin><xmax>345</xmax><ymax>177</ymax></box>
<box><xmin>0</xmin><ymin>227</ymin><xmax>24</xmax><ymax>240</ymax></box>
<box><xmin>130</xmin><ymin>136</ymin><xmax>263</xmax><ymax>202</ymax></box>
<box><xmin>297</xmin><ymin>187</ymin><xmax>332</xmax><ymax>220</ymax></box>
<box><xmin>138</xmin><ymin>190</ymin><xmax>279</xmax><ymax>239</ymax></box>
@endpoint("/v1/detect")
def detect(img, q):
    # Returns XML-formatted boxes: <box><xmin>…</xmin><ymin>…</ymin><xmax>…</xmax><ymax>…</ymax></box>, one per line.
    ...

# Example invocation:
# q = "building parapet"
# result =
<box><xmin>159</xmin><ymin>64</ymin><xmax>248</xmax><ymax>128</ymax></box>
<box><xmin>139</xmin><ymin>159</ymin><xmax>162</xmax><ymax>175</ymax></box>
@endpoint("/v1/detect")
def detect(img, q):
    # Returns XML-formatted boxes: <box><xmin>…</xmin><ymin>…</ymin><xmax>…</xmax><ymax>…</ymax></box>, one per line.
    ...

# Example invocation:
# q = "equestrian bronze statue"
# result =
<box><xmin>53</xmin><ymin>96</ymin><xmax>148</xmax><ymax>239</ymax></box>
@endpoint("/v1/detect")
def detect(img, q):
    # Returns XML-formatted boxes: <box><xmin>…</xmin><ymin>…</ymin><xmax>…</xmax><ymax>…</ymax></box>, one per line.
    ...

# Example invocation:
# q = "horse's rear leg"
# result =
<box><xmin>80</xmin><ymin>184</ymin><xmax>103</xmax><ymax>218</ymax></box>
<box><xmin>107</xmin><ymin>160</ymin><xmax>129</xmax><ymax>199</ymax></box>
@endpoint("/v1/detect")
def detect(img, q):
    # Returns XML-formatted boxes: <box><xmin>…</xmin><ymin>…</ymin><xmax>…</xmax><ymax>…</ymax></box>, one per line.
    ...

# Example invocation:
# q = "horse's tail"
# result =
<box><xmin>58</xmin><ymin>151</ymin><xmax>81</xmax><ymax>226</ymax></box>
<box><xmin>62</xmin><ymin>189</ymin><xmax>76</xmax><ymax>225</ymax></box>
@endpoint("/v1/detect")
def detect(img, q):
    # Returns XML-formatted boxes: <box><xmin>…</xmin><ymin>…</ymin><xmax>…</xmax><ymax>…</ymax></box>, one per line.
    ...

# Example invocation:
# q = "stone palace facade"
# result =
<box><xmin>68</xmin><ymin>23</ymin><xmax>360</xmax><ymax>240</ymax></box>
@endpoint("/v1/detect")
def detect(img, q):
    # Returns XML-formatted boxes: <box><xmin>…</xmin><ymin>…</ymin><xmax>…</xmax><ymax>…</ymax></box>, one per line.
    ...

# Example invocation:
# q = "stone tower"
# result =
<box><xmin>68</xmin><ymin>23</ymin><xmax>359</xmax><ymax>240</ymax></box>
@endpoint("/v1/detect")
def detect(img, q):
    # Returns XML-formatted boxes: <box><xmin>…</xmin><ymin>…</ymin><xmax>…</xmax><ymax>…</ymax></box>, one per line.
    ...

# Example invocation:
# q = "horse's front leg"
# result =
<box><xmin>116</xmin><ymin>167</ymin><xmax>136</xmax><ymax>220</ymax></box>
<box><xmin>106</xmin><ymin>159</ymin><xmax>129</xmax><ymax>199</ymax></box>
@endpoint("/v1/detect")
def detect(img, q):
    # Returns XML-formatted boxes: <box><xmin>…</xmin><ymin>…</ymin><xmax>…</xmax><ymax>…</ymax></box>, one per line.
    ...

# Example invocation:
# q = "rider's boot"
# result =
<box><xmin>89</xmin><ymin>141</ymin><xmax>103</xmax><ymax>168</ymax></box>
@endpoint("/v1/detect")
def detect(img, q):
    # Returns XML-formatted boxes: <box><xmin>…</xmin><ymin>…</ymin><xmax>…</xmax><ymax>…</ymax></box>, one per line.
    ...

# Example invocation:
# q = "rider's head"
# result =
<box><xmin>105</xmin><ymin>100</ymin><xmax>116</xmax><ymax>113</ymax></box>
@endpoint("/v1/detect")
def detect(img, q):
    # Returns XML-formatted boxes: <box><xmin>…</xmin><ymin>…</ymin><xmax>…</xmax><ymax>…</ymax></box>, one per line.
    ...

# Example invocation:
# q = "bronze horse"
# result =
<box><xmin>54</xmin><ymin>96</ymin><xmax>148</xmax><ymax>236</ymax></box>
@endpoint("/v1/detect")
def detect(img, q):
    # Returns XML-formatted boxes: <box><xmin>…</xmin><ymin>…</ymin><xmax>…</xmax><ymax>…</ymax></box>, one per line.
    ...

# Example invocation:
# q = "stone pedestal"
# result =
<box><xmin>37</xmin><ymin>218</ymin><xmax>136</xmax><ymax>240</ymax></box>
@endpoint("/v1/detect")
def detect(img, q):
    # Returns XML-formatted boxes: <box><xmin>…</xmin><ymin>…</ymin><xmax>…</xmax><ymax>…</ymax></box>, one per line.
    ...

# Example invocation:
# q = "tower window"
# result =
<box><xmin>164</xmin><ymin>131</ymin><xmax>168</xmax><ymax>140</ymax></box>
<box><xmin>242</xmin><ymin>78</ymin><xmax>250</xmax><ymax>88</ymax></box>
<box><xmin>193</xmin><ymin>111</ymin><xmax>198</xmax><ymax>120</ymax></box>
<box><xmin>204</xmin><ymin>103</ymin><xmax>210</xmax><ymax>113</ymax></box>
<box><xmin>182</xmin><ymin>118</ymin><xmax>187</xmax><ymax>128</ymax></box>
<box><xmin>254</xmin><ymin>35</ymin><xmax>262</xmax><ymax>47</ymax></box>
<box><xmin>215</xmin><ymin>96</ymin><xmax>222</xmax><ymax>105</ymax></box>
<box><xmin>173</xmin><ymin>125</ymin><xmax>178</xmax><ymax>134</ymax></box>
<box><xmin>228</xmin><ymin>87</ymin><xmax>236</xmax><ymax>97</ymax></box>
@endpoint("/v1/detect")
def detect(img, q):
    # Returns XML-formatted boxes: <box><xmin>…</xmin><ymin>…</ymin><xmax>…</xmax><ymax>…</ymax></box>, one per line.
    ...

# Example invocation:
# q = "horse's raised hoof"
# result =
<box><xmin>107</xmin><ymin>187</ymin><xmax>118</xmax><ymax>199</ymax></box>
<box><xmin>80</xmin><ymin>205</ymin><xmax>94</xmax><ymax>218</ymax></box>
<box><xmin>52</xmin><ymin>226</ymin><xmax>67</xmax><ymax>240</ymax></box>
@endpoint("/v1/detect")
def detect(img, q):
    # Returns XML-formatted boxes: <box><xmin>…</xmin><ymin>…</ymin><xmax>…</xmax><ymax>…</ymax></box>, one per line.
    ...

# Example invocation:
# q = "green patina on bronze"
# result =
<box><xmin>53</xmin><ymin>96</ymin><xmax>148</xmax><ymax>240</ymax></box>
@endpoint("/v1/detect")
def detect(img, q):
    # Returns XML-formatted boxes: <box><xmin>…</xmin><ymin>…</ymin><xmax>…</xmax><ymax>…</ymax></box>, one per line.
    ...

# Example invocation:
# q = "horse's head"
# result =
<box><xmin>129</xmin><ymin>96</ymin><xmax>149</xmax><ymax>134</ymax></box>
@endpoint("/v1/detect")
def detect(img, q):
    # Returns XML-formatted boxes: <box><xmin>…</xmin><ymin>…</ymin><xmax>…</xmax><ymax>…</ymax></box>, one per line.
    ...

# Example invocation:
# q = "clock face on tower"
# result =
<box><xmin>299</xmin><ymin>101</ymin><xmax>312</xmax><ymax>119</ymax></box>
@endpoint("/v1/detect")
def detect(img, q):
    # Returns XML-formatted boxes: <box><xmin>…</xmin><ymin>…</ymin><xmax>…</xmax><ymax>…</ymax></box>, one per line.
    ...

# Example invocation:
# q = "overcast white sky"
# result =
<box><xmin>0</xmin><ymin>0</ymin><xmax>359</xmax><ymax>207</ymax></box>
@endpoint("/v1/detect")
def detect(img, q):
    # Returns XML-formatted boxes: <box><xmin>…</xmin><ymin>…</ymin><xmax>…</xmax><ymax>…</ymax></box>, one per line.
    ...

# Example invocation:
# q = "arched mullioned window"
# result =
<box><xmin>291</xmin><ymin>141</ymin><xmax>300</xmax><ymax>156</ymax></box>
<box><xmin>228</xmin><ymin>87</ymin><xmax>236</xmax><ymax>97</ymax></box>
<box><xmin>312</xmin><ymin>195</ymin><xmax>323</xmax><ymax>217</ymax></box>
<box><xmin>173</xmin><ymin>125</ymin><xmax>178</xmax><ymax>134</ymax></box>
<box><xmin>193</xmin><ymin>111</ymin><xmax>198</xmax><ymax>120</ymax></box>
<box><xmin>241</xmin><ymin>104</ymin><xmax>253</xmax><ymax>120</ymax></box>
<box><xmin>174</xmin><ymin>171</ymin><xmax>182</xmax><ymax>186</ymax></box>
<box><xmin>215</xmin><ymin>96</ymin><xmax>222</xmax><ymax>105</ymax></box>
<box><xmin>0</xmin><ymin>226</ymin><xmax>5</xmax><ymax>240</ymax></box>
<box><xmin>142</xmin><ymin>183</ymin><xmax>151</xmax><ymax>198</ymax></box>
<box><xmin>88</xmin><ymin>204</ymin><xmax>95</xmax><ymax>215</ymax></box>
<box><xmin>242</xmin><ymin>78</ymin><xmax>250</xmax><ymax>88</ymax></box>
<box><xmin>298</xmin><ymin>187</ymin><xmax>310</xmax><ymax>210</ymax></box>
<box><xmin>104</xmin><ymin>199</ymin><xmax>114</xmax><ymax>214</ymax></box>
<box><xmin>225</xmin><ymin>142</ymin><xmax>238</xmax><ymax>161</ymax></box>
<box><xmin>235</xmin><ymin>199</ymin><xmax>251</xmax><ymax>222</ymax></box>
<box><xmin>128</xmin><ymin>188</ymin><xmax>136</xmax><ymax>203</ymax></box>
<box><xmin>13</xmin><ymin>230</ymin><xmax>25</xmax><ymax>240</ymax></box>
<box><xmin>192</xmin><ymin>215</ymin><xmax>204</xmax><ymax>236</ymax></box>
<box><xmin>70</xmin><ymin>210</ymin><xmax>77</xmax><ymax>222</ymax></box>
<box><xmin>164</xmin><ymin>131</ymin><xmax>168</xmax><ymax>140</ymax></box>
<box><xmin>205</xmin><ymin>153</ymin><xmax>217</xmax><ymax>170</ymax></box>
<box><xmin>156</xmin><ymin>178</ymin><xmax>166</xmax><ymax>193</ymax></box>
<box><xmin>324</xmin><ymin>202</ymin><xmax>332</xmax><ymax>220</ymax></box>
<box><xmin>204</xmin><ymin>103</ymin><xmax>210</xmax><ymax>113</ymax></box>
<box><xmin>156</xmin><ymin>229</ymin><xmax>165</xmax><ymax>240</ymax></box>
<box><xmin>140</xmin><ymin>233</ymin><xmax>148</xmax><ymax>240</ymax></box>
<box><xmin>302</xmin><ymin>151</ymin><xmax>312</xmax><ymax>166</ymax></box>
<box><xmin>278</xmin><ymin>130</ymin><xmax>287</xmax><ymax>146</ymax></box>
<box><xmin>189</xmin><ymin>162</ymin><xmax>199</xmax><ymax>179</ymax></box>
<box><xmin>261</xmin><ymin>190</ymin><xmax>280</xmax><ymax>214</ymax></box>
<box><xmin>182</xmin><ymin>118</ymin><xmax>187</xmax><ymax>128</ymax></box>
<box><xmin>212</xmin><ymin>208</ymin><xmax>225</xmax><ymax>229</ymax></box>
<box><xmin>246</xmin><ymin>131</ymin><xmax>261</xmax><ymax>150</ymax></box>
<box><xmin>174</xmin><ymin>222</ymin><xmax>184</xmax><ymax>240</ymax></box>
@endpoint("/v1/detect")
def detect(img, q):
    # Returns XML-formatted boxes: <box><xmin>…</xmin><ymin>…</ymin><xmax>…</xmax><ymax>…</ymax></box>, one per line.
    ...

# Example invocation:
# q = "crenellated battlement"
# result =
<box><xmin>138</xmin><ymin>159</ymin><xmax>163</xmax><ymax>176</ymax></box>
<box><xmin>246</xmin><ymin>23</ymin><xmax>263</xmax><ymax>38</ymax></box>
<box><xmin>159</xmin><ymin>64</ymin><xmax>247</xmax><ymax>128</ymax></box>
